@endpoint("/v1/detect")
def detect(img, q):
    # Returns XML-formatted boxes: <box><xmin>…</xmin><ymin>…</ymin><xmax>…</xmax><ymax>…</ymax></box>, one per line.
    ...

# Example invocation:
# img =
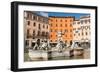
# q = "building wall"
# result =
<box><xmin>24</xmin><ymin>11</ymin><xmax>90</xmax><ymax>48</ymax></box>
<box><xmin>73</xmin><ymin>20</ymin><xmax>82</xmax><ymax>43</ymax></box>
<box><xmin>73</xmin><ymin>15</ymin><xmax>91</xmax><ymax>48</ymax></box>
<box><xmin>49</xmin><ymin>17</ymin><xmax>74</xmax><ymax>45</ymax></box>
<box><xmin>80</xmin><ymin>16</ymin><xmax>91</xmax><ymax>42</ymax></box>
<box><xmin>24</xmin><ymin>11</ymin><xmax>49</xmax><ymax>48</ymax></box>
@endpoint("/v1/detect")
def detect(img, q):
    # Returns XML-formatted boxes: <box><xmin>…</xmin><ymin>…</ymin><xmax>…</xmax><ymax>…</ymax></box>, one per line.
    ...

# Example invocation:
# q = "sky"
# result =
<box><xmin>37</xmin><ymin>11</ymin><xmax>90</xmax><ymax>19</ymax></box>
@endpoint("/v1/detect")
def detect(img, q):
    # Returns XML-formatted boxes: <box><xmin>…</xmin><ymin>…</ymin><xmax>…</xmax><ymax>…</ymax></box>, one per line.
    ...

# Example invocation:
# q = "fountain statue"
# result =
<box><xmin>56</xmin><ymin>31</ymin><xmax>65</xmax><ymax>52</ymax></box>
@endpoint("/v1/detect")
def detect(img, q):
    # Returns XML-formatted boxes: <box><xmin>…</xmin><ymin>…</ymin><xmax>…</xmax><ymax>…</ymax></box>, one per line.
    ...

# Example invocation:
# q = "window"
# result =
<box><xmin>85</xmin><ymin>20</ymin><xmax>87</xmax><ymax>24</ymax></box>
<box><xmin>70</xmin><ymin>19</ymin><xmax>72</xmax><ymax>22</ymax></box>
<box><xmin>73</xmin><ymin>28</ymin><xmax>76</xmax><ymax>31</ymax></box>
<box><xmin>88</xmin><ymin>19</ymin><xmax>91</xmax><ymax>23</ymax></box>
<box><xmin>37</xmin><ymin>31</ymin><xmax>41</xmax><ymax>36</ymax></box>
<box><xmin>27</xmin><ymin>29</ymin><xmax>29</xmax><ymax>34</ymax></box>
<box><xmin>33</xmin><ymin>30</ymin><xmax>35</xmax><ymax>36</ymax></box>
<box><xmin>27</xmin><ymin>21</ymin><xmax>30</xmax><ymax>25</ymax></box>
<box><xmin>33</xmin><ymin>16</ymin><xmax>37</xmax><ymax>20</ymax></box>
<box><xmin>78</xmin><ymin>28</ymin><xmax>80</xmax><ymax>30</ymax></box>
<box><xmin>82</xmin><ymin>32</ymin><xmax>84</xmax><ymax>35</ymax></box>
<box><xmin>70</xmin><ymin>29</ymin><xmax>72</xmax><ymax>32</ymax></box>
<box><xmin>46</xmin><ymin>32</ymin><xmax>48</xmax><ymax>37</ymax></box>
<box><xmin>38</xmin><ymin>24</ymin><xmax>41</xmax><ymax>29</ymax></box>
<box><xmin>65</xmin><ymin>40</ymin><xmax>67</xmax><ymax>43</ymax></box>
<box><xmin>42</xmin><ymin>31</ymin><xmax>45</xmax><ymax>36</ymax></box>
<box><xmin>33</xmin><ymin>22</ymin><xmax>36</xmax><ymax>26</ymax></box>
<box><xmin>65</xmin><ymin>20</ymin><xmax>67</xmax><ymax>22</ymax></box>
<box><xmin>74</xmin><ymin>22</ymin><xmax>76</xmax><ymax>24</ymax></box>
<box><xmin>77</xmin><ymin>22</ymin><xmax>80</xmax><ymax>24</ymax></box>
<box><xmin>70</xmin><ymin>24</ymin><xmax>72</xmax><ymax>27</ymax></box>
<box><xmin>86</xmin><ymin>32</ymin><xmax>88</xmax><ymax>35</ymax></box>
<box><xmin>60</xmin><ymin>19</ymin><xmax>62</xmax><ymax>22</ymax></box>
<box><xmin>27</xmin><ymin>29</ymin><xmax>30</xmax><ymax>38</ymax></box>
<box><xmin>70</xmin><ymin>40</ymin><xmax>72</xmax><ymax>45</ymax></box>
<box><xmin>33</xmin><ymin>30</ymin><xmax>35</xmax><ymax>39</ymax></box>
<box><xmin>74</xmin><ymin>34</ymin><xmax>76</xmax><ymax>36</ymax></box>
<box><xmin>56</xmin><ymin>24</ymin><xmax>57</xmax><ymax>27</ymax></box>
<box><xmin>47</xmin><ymin>25</ymin><xmax>48</xmax><ymax>29</ymax></box>
<box><xmin>65</xmin><ymin>24</ymin><xmax>67</xmax><ymax>27</ymax></box>
<box><xmin>80</xmin><ymin>20</ymin><xmax>83</xmax><ymax>24</ymax></box>
<box><xmin>51</xmin><ymin>35</ymin><xmax>52</xmax><ymax>37</ymax></box>
<box><xmin>43</xmin><ymin>25</ymin><xmax>45</xmax><ymax>28</ymax></box>
<box><xmin>56</xmin><ymin>35</ymin><xmax>57</xmax><ymax>37</ymax></box>
<box><xmin>56</xmin><ymin>19</ymin><xmax>57</xmax><ymax>22</ymax></box>
<box><xmin>50</xmin><ymin>19</ymin><xmax>53</xmax><ymax>22</ymax></box>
